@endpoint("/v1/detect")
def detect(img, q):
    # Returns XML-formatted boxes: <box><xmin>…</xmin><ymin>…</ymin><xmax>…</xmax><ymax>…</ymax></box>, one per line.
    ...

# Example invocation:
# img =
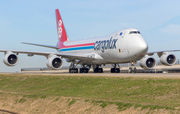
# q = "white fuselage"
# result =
<box><xmin>58</xmin><ymin>28</ymin><xmax>148</xmax><ymax>65</ymax></box>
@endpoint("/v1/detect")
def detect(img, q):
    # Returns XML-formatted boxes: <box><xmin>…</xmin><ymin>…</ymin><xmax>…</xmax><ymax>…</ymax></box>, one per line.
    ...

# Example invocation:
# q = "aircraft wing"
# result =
<box><xmin>21</xmin><ymin>42</ymin><xmax>59</xmax><ymax>49</ymax></box>
<box><xmin>0</xmin><ymin>50</ymin><xmax>96</xmax><ymax>61</ymax></box>
<box><xmin>147</xmin><ymin>50</ymin><xmax>180</xmax><ymax>56</ymax></box>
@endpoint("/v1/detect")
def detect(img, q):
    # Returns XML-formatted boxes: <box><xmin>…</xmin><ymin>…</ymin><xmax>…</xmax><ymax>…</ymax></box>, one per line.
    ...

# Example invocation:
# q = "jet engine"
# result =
<box><xmin>3</xmin><ymin>52</ymin><xmax>18</xmax><ymax>66</ymax></box>
<box><xmin>46</xmin><ymin>55</ymin><xmax>63</xmax><ymax>70</ymax></box>
<box><xmin>139</xmin><ymin>55</ymin><xmax>156</xmax><ymax>69</ymax></box>
<box><xmin>159</xmin><ymin>52</ymin><xmax>176</xmax><ymax>66</ymax></box>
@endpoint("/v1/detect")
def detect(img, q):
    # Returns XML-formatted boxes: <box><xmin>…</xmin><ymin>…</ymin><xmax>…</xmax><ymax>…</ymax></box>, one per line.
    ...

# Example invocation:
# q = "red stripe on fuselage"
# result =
<box><xmin>57</xmin><ymin>42</ymin><xmax>95</xmax><ymax>49</ymax></box>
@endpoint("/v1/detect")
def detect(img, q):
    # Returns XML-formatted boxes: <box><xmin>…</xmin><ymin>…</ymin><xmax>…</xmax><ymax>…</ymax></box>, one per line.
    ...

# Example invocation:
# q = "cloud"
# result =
<box><xmin>160</xmin><ymin>24</ymin><xmax>180</xmax><ymax>35</ymax></box>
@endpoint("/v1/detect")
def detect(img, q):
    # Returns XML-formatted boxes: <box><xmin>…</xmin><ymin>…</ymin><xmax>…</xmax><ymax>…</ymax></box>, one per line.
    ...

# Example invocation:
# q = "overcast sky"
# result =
<box><xmin>0</xmin><ymin>0</ymin><xmax>180</xmax><ymax>72</ymax></box>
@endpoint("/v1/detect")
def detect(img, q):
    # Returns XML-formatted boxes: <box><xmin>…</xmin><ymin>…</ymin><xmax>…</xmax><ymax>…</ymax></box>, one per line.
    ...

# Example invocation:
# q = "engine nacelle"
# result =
<box><xmin>159</xmin><ymin>52</ymin><xmax>176</xmax><ymax>66</ymax></box>
<box><xmin>46</xmin><ymin>55</ymin><xmax>63</xmax><ymax>70</ymax></box>
<box><xmin>3</xmin><ymin>52</ymin><xmax>18</xmax><ymax>66</ymax></box>
<box><xmin>139</xmin><ymin>55</ymin><xmax>156</xmax><ymax>69</ymax></box>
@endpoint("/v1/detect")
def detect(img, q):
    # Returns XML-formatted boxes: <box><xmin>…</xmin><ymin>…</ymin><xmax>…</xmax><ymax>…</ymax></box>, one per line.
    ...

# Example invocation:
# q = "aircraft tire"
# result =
<box><xmin>80</xmin><ymin>68</ymin><xmax>83</xmax><ymax>73</ymax></box>
<box><xmin>128</xmin><ymin>68</ymin><xmax>132</xmax><ymax>73</ymax></box>
<box><xmin>69</xmin><ymin>68</ymin><xmax>78</xmax><ymax>73</ymax></box>
<box><xmin>75</xmin><ymin>68</ymin><xmax>78</xmax><ymax>73</ymax></box>
<box><xmin>94</xmin><ymin>68</ymin><xmax>98</xmax><ymax>73</ymax></box>
<box><xmin>132</xmin><ymin>67</ymin><xmax>136</xmax><ymax>73</ymax></box>
<box><xmin>100</xmin><ymin>68</ymin><xmax>103</xmax><ymax>73</ymax></box>
<box><xmin>94</xmin><ymin>68</ymin><xmax>103</xmax><ymax>73</ymax></box>
<box><xmin>116</xmin><ymin>68</ymin><xmax>120</xmax><ymax>73</ymax></box>
<box><xmin>111</xmin><ymin>68</ymin><xmax>115</xmax><ymax>73</ymax></box>
<box><xmin>111</xmin><ymin>68</ymin><xmax>120</xmax><ymax>73</ymax></box>
<box><xmin>84</xmin><ymin>68</ymin><xmax>89</xmax><ymax>73</ymax></box>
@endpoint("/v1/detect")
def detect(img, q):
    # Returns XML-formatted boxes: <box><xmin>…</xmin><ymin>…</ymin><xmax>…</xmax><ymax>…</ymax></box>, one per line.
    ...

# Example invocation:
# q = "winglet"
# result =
<box><xmin>55</xmin><ymin>9</ymin><xmax>68</xmax><ymax>42</ymax></box>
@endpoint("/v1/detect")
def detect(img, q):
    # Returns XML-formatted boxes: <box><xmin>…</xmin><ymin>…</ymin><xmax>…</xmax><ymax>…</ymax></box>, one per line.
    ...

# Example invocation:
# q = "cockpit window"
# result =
<box><xmin>129</xmin><ymin>31</ymin><xmax>141</xmax><ymax>34</ymax></box>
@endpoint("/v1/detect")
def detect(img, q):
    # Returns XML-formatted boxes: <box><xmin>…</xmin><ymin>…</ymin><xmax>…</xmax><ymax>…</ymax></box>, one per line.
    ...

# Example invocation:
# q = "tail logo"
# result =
<box><xmin>58</xmin><ymin>20</ymin><xmax>63</xmax><ymax>39</ymax></box>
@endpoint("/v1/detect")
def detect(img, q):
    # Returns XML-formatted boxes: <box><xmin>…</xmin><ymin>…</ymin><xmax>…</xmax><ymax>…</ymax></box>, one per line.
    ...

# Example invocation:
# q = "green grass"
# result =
<box><xmin>84</xmin><ymin>100</ymin><xmax>89</xmax><ymax>102</ymax></box>
<box><xmin>92</xmin><ymin>100</ymin><xmax>109</xmax><ymax>108</ymax></box>
<box><xmin>66</xmin><ymin>98</ymin><xmax>70</xmax><ymax>103</ymax></box>
<box><xmin>0</xmin><ymin>74</ymin><xmax>180</xmax><ymax>109</ymax></box>
<box><xmin>53</xmin><ymin>97</ymin><xmax>60</xmax><ymax>102</ymax></box>
<box><xmin>23</xmin><ymin>94</ymin><xmax>40</xmax><ymax>99</ymax></box>
<box><xmin>115</xmin><ymin>102</ymin><xmax>133</xmax><ymax>111</ymax></box>
<box><xmin>19</xmin><ymin>98</ymin><xmax>26</xmax><ymax>103</ymax></box>
<box><xmin>68</xmin><ymin>99</ymin><xmax>77</xmax><ymax>106</ymax></box>
<box><xmin>40</xmin><ymin>95</ymin><xmax>46</xmax><ymax>99</ymax></box>
<box><xmin>91</xmin><ymin>100</ymin><xmax>175</xmax><ymax>111</ymax></box>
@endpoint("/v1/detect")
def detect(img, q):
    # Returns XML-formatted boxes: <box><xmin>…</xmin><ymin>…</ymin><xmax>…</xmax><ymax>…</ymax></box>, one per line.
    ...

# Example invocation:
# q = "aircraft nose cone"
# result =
<box><xmin>127</xmin><ymin>36</ymin><xmax>148</xmax><ymax>58</ymax></box>
<box><xmin>139</xmin><ymin>40</ymin><xmax>148</xmax><ymax>54</ymax></box>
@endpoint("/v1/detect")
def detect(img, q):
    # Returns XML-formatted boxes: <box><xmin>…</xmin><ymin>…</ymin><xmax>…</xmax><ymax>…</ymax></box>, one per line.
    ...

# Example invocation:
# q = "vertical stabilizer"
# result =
<box><xmin>55</xmin><ymin>9</ymin><xmax>68</xmax><ymax>42</ymax></box>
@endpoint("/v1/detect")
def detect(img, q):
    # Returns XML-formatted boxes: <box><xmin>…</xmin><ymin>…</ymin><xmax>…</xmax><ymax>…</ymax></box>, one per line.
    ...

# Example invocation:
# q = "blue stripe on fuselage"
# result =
<box><xmin>59</xmin><ymin>46</ymin><xmax>94</xmax><ymax>52</ymax></box>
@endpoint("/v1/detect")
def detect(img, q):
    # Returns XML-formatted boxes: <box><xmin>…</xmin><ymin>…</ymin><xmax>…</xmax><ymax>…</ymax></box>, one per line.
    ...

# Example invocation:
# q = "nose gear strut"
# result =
<box><xmin>128</xmin><ymin>61</ymin><xmax>137</xmax><ymax>73</ymax></box>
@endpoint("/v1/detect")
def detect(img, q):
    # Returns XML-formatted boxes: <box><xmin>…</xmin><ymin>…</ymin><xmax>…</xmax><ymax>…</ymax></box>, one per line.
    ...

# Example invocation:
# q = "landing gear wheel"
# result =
<box><xmin>99</xmin><ymin>68</ymin><xmax>103</xmax><ymax>73</ymax></box>
<box><xmin>116</xmin><ymin>68</ymin><xmax>120</xmax><ymax>73</ymax></box>
<box><xmin>80</xmin><ymin>68</ymin><xmax>83</xmax><ymax>73</ymax></box>
<box><xmin>80</xmin><ymin>68</ymin><xmax>89</xmax><ymax>73</ymax></box>
<box><xmin>94</xmin><ymin>68</ymin><xmax>98</xmax><ymax>73</ymax></box>
<box><xmin>128</xmin><ymin>61</ymin><xmax>137</xmax><ymax>73</ymax></box>
<box><xmin>128</xmin><ymin>67</ymin><xmax>132</xmax><ymax>73</ymax></box>
<box><xmin>69</xmin><ymin>68</ymin><xmax>78</xmax><ymax>73</ymax></box>
<box><xmin>93</xmin><ymin>66</ymin><xmax>103</xmax><ymax>73</ymax></box>
<box><xmin>69</xmin><ymin>60</ymin><xmax>81</xmax><ymax>73</ymax></box>
<box><xmin>128</xmin><ymin>67</ymin><xmax>136</xmax><ymax>73</ymax></box>
<box><xmin>133</xmin><ymin>67</ymin><xmax>136</xmax><ymax>73</ymax></box>
<box><xmin>110</xmin><ymin>64</ymin><xmax>120</xmax><ymax>73</ymax></box>
<box><xmin>111</xmin><ymin>68</ymin><xmax>114</xmax><ymax>73</ymax></box>
<box><xmin>111</xmin><ymin>68</ymin><xmax>120</xmax><ymax>73</ymax></box>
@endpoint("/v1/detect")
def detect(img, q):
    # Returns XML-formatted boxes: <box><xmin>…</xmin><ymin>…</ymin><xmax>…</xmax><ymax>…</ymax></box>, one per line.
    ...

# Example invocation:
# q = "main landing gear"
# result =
<box><xmin>69</xmin><ymin>60</ymin><xmax>79</xmax><ymax>73</ymax></box>
<box><xmin>93</xmin><ymin>65</ymin><xmax>103</xmax><ymax>73</ymax></box>
<box><xmin>80</xmin><ymin>65</ymin><xmax>91</xmax><ymax>73</ymax></box>
<box><xmin>128</xmin><ymin>62</ymin><xmax>136</xmax><ymax>73</ymax></box>
<box><xmin>111</xmin><ymin>64</ymin><xmax>120</xmax><ymax>73</ymax></box>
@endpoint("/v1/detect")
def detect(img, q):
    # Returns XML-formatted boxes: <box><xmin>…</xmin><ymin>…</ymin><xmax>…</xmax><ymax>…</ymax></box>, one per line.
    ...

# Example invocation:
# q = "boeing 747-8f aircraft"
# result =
<box><xmin>0</xmin><ymin>9</ymin><xmax>179</xmax><ymax>73</ymax></box>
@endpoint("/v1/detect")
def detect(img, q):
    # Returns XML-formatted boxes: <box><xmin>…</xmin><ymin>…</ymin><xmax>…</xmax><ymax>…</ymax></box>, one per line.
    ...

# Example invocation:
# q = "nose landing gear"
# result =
<box><xmin>128</xmin><ymin>62</ymin><xmax>137</xmax><ymax>73</ymax></box>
